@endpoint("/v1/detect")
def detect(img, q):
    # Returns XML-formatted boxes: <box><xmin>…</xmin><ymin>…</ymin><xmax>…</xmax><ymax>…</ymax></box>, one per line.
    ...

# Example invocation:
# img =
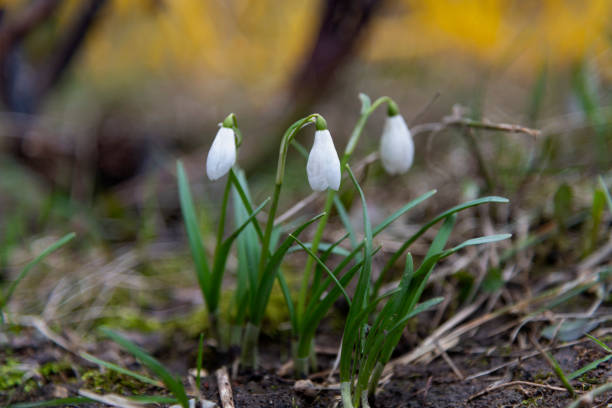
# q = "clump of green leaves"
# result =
<box><xmin>335</xmin><ymin>166</ymin><xmax>510</xmax><ymax>408</ymax></box>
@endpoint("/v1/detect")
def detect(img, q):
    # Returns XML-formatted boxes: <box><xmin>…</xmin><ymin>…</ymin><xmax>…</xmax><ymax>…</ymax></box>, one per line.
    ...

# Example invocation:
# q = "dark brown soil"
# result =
<box><xmin>2</xmin><ymin>325</ymin><xmax>611</xmax><ymax>408</ymax></box>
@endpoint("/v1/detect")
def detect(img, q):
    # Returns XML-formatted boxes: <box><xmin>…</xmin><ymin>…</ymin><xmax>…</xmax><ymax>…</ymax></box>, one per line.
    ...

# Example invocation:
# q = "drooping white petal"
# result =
<box><xmin>307</xmin><ymin>129</ymin><xmax>341</xmax><ymax>191</ymax></box>
<box><xmin>206</xmin><ymin>127</ymin><xmax>236</xmax><ymax>180</ymax></box>
<box><xmin>380</xmin><ymin>114</ymin><xmax>414</xmax><ymax>175</ymax></box>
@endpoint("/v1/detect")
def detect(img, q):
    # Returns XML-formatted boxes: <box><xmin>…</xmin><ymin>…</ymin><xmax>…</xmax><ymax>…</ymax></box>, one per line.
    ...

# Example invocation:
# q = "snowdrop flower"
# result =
<box><xmin>206</xmin><ymin>121</ymin><xmax>236</xmax><ymax>181</ymax></box>
<box><xmin>306</xmin><ymin>118</ymin><xmax>341</xmax><ymax>191</ymax></box>
<box><xmin>380</xmin><ymin>104</ymin><xmax>414</xmax><ymax>175</ymax></box>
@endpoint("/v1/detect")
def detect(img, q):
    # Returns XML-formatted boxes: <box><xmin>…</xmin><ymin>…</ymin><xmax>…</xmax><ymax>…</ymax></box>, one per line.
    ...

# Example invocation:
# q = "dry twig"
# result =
<box><xmin>78</xmin><ymin>389</ymin><xmax>142</xmax><ymax>408</ymax></box>
<box><xmin>467</xmin><ymin>381</ymin><xmax>575</xmax><ymax>402</ymax></box>
<box><xmin>215</xmin><ymin>366</ymin><xmax>235</xmax><ymax>408</ymax></box>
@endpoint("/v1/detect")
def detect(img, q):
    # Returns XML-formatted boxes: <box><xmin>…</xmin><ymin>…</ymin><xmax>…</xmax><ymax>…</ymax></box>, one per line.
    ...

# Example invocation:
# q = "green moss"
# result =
<box><xmin>97</xmin><ymin>308</ymin><xmax>162</xmax><ymax>333</ymax></box>
<box><xmin>164</xmin><ymin>308</ymin><xmax>209</xmax><ymax>337</ymax></box>
<box><xmin>0</xmin><ymin>358</ymin><xmax>25</xmax><ymax>390</ymax></box>
<box><xmin>521</xmin><ymin>395</ymin><xmax>543</xmax><ymax>406</ymax></box>
<box><xmin>23</xmin><ymin>380</ymin><xmax>37</xmax><ymax>393</ymax></box>
<box><xmin>81</xmin><ymin>369</ymin><xmax>145</xmax><ymax>394</ymax></box>
<box><xmin>40</xmin><ymin>360</ymin><xmax>73</xmax><ymax>379</ymax></box>
<box><xmin>499</xmin><ymin>345</ymin><xmax>512</xmax><ymax>357</ymax></box>
<box><xmin>263</xmin><ymin>284</ymin><xmax>290</xmax><ymax>331</ymax></box>
<box><xmin>578</xmin><ymin>374</ymin><xmax>602</xmax><ymax>385</ymax></box>
<box><xmin>533</xmin><ymin>371</ymin><xmax>553</xmax><ymax>382</ymax></box>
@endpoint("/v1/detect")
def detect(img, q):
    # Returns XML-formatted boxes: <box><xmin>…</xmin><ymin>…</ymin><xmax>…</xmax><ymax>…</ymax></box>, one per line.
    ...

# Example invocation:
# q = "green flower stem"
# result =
<box><xmin>301</xmin><ymin>97</ymin><xmax>394</xmax><ymax>303</ymax></box>
<box><xmin>207</xmin><ymin>150</ymin><xmax>236</xmax><ymax>332</ymax></box>
<box><xmin>341</xmin><ymin>382</ymin><xmax>355</xmax><ymax>408</ymax></box>
<box><xmin>258</xmin><ymin>113</ymin><xmax>320</xmax><ymax>299</ymax></box>
<box><xmin>214</xmin><ymin>174</ymin><xmax>233</xmax><ymax>258</ymax></box>
<box><xmin>295</xmin><ymin>97</ymin><xmax>396</xmax><ymax>375</ymax></box>
<box><xmin>240</xmin><ymin>322</ymin><xmax>260</xmax><ymax>369</ymax></box>
<box><xmin>367</xmin><ymin>362</ymin><xmax>384</xmax><ymax>402</ymax></box>
<box><xmin>257</xmin><ymin>182</ymin><xmax>282</xmax><ymax>286</ymax></box>
<box><xmin>241</xmin><ymin>114</ymin><xmax>322</xmax><ymax>368</ymax></box>
<box><xmin>294</xmin><ymin>357</ymin><xmax>309</xmax><ymax>378</ymax></box>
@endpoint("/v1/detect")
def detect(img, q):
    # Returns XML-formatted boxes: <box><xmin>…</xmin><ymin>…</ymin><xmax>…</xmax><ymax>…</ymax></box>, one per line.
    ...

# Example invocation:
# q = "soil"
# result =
<box><xmin>2</xmin><ymin>324</ymin><xmax>610</xmax><ymax>408</ymax></box>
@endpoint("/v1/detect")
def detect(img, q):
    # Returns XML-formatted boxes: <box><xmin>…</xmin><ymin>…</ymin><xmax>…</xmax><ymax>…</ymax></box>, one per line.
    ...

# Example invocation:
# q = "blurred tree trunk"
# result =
<box><xmin>291</xmin><ymin>0</ymin><xmax>384</xmax><ymax>103</ymax></box>
<box><xmin>0</xmin><ymin>0</ymin><xmax>108</xmax><ymax>180</ymax></box>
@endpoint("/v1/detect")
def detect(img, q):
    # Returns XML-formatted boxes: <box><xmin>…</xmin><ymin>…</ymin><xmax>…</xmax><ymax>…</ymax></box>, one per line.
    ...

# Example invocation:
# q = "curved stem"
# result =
<box><xmin>267</xmin><ymin>114</ymin><xmax>320</xmax><ymax>321</ymax></box>
<box><xmin>297</xmin><ymin>96</ymin><xmax>396</xmax><ymax>333</ymax></box>
<box><xmin>244</xmin><ymin>114</ymin><xmax>323</xmax><ymax>367</ymax></box>
<box><xmin>260</xmin><ymin>114</ymin><xmax>320</xmax><ymax>282</ymax></box>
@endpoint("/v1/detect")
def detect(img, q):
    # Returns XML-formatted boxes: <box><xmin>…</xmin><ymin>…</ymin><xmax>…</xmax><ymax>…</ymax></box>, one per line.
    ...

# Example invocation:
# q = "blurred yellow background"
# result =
<box><xmin>5</xmin><ymin>0</ymin><xmax>610</xmax><ymax>94</ymax></box>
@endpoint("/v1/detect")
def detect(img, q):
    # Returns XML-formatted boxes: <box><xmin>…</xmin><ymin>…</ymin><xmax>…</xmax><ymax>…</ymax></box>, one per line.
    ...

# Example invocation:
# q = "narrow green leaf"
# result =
<box><xmin>586</xmin><ymin>333</ymin><xmax>612</xmax><ymax>353</ymax></box>
<box><xmin>231</xmin><ymin>168</ymin><xmax>261</xmax><ymax>320</ymax></box>
<box><xmin>128</xmin><ymin>396</ymin><xmax>179</xmax><ymax>404</ymax></box>
<box><xmin>208</xmin><ymin>197</ymin><xmax>271</xmax><ymax>310</ymax></box>
<box><xmin>543</xmin><ymin>349</ymin><xmax>575</xmax><ymax>397</ymax></box>
<box><xmin>340</xmin><ymin>165</ymin><xmax>372</xmax><ymax>383</ymax></box>
<box><xmin>553</xmin><ymin>183</ymin><xmax>573</xmax><ymax>229</ymax></box>
<box><xmin>599</xmin><ymin>176</ymin><xmax>612</xmax><ymax>214</ymax></box>
<box><xmin>568</xmin><ymin>354</ymin><xmax>612</xmax><ymax>380</ymax></box>
<box><xmin>100</xmin><ymin>327</ymin><xmax>189</xmax><ymax>408</ymax></box>
<box><xmin>2</xmin><ymin>232</ymin><xmax>76</xmax><ymax>311</ymax></box>
<box><xmin>386</xmin><ymin>297</ymin><xmax>445</xmax><ymax>335</ymax></box>
<box><xmin>373</xmin><ymin>190</ymin><xmax>437</xmax><ymax>236</ymax></box>
<box><xmin>229</xmin><ymin>168</ymin><xmax>265</xmax><ymax>241</ymax></box>
<box><xmin>303</xmin><ymin>253</ymin><xmax>372</xmax><ymax>332</ymax></box>
<box><xmin>451</xmin><ymin>234</ymin><xmax>512</xmax><ymax>252</ymax></box>
<box><xmin>8</xmin><ymin>397</ymin><xmax>94</xmax><ymax>407</ymax></box>
<box><xmin>380</xmin><ymin>196</ymin><xmax>509</xmax><ymax>281</ymax></box>
<box><xmin>223</xmin><ymin>198</ymin><xmax>270</xmax><ymax>246</ymax></box>
<box><xmin>79</xmin><ymin>352</ymin><xmax>163</xmax><ymax>387</ymax></box>
<box><xmin>289</xmin><ymin>234</ymin><xmax>351</xmax><ymax>305</ymax></box>
<box><xmin>251</xmin><ymin>213</ymin><xmax>325</xmax><ymax>324</ymax></box>
<box><xmin>288</xmin><ymin>242</ymin><xmax>351</xmax><ymax>257</ymax></box>
<box><xmin>177</xmin><ymin>161</ymin><xmax>211</xmax><ymax>308</ymax></box>
<box><xmin>334</xmin><ymin>196</ymin><xmax>358</xmax><ymax>250</ymax></box>
<box><xmin>314</xmin><ymin>189</ymin><xmax>437</xmax><ymax>287</ymax></box>
<box><xmin>291</xmin><ymin>139</ymin><xmax>309</xmax><ymax>159</ymax></box>
<box><xmin>276</xmin><ymin>269</ymin><xmax>298</xmax><ymax>333</ymax></box>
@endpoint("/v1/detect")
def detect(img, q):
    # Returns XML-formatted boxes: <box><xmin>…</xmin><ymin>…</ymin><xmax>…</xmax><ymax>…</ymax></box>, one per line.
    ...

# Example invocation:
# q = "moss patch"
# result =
<box><xmin>0</xmin><ymin>358</ymin><xmax>25</xmax><ymax>390</ymax></box>
<box><xmin>81</xmin><ymin>369</ymin><xmax>150</xmax><ymax>394</ymax></box>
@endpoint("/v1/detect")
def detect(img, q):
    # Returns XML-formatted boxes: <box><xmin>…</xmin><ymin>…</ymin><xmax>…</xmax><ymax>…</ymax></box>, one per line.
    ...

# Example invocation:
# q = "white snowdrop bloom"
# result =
<box><xmin>206</xmin><ymin>126</ymin><xmax>236</xmax><ymax>180</ymax></box>
<box><xmin>380</xmin><ymin>114</ymin><xmax>414</xmax><ymax>175</ymax></box>
<box><xmin>306</xmin><ymin>129</ymin><xmax>341</xmax><ymax>191</ymax></box>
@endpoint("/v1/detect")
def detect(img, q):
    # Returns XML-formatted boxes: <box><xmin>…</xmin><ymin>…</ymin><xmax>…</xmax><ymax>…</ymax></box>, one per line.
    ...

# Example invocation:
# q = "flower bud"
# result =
<box><xmin>380</xmin><ymin>114</ymin><xmax>414</xmax><ymax>175</ymax></box>
<box><xmin>306</xmin><ymin>129</ymin><xmax>341</xmax><ymax>191</ymax></box>
<box><xmin>206</xmin><ymin>126</ymin><xmax>236</xmax><ymax>180</ymax></box>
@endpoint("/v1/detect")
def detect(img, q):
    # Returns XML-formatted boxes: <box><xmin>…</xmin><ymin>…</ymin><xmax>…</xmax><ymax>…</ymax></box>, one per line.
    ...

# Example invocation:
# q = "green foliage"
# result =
<box><xmin>8</xmin><ymin>397</ymin><xmax>95</xmax><ymax>408</ymax></box>
<box><xmin>568</xmin><ymin>334</ymin><xmax>612</xmax><ymax>380</ymax></box>
<box><xmin>482</xmin><ymin>267</ymin><xmax>504</xmax><ymax>293</ymax></box>
<box><xmin>0</xmin><ymin>232</ymin><xmax>76</xmax><ymax>322</ymax></box>
<box><xmin>80</xmin><ymin>352</ymin><xmax>163</xmax><ymax>387</ymax></box>
<box><xmin>39</xmin><ymin>360</ymin><xmax>72</xmax><ymax>379</ymax></box>
<box><xmin>0</xmin><ymin>358</ymin><xmax>26</xmax><ymax>390</ymax></box>
<box><xmin>177</xmin><ymin>160</ymin><xmax>269</xmax><ymax>341</ymax></box>
<box><xmin>553</xmin><ymin>183</ymin><xmax>573</xmax><ymax>230</ymax></box>
<box><xmin>100</xmin><ymin>327</ymin><xmax>189</xmax><ymax>408</ymax></box>
<box><xmin>335</xmin><ymin>165</ymin><xmax>511</xmax><ymax>407</ymax></box>
<box><xmin>599</xmin><ymin>176</ymin><xmax>612</xmax><ymax>214</ymax></box>
<box><xmin>572</xmin><ymin>60</ymin><xmax>609</xmax><ymax>165</ymax></box>
<box><xmin>583</xmin><ymin>188</ymin><xmax>606</xmax><ymax>255</ymax></box>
